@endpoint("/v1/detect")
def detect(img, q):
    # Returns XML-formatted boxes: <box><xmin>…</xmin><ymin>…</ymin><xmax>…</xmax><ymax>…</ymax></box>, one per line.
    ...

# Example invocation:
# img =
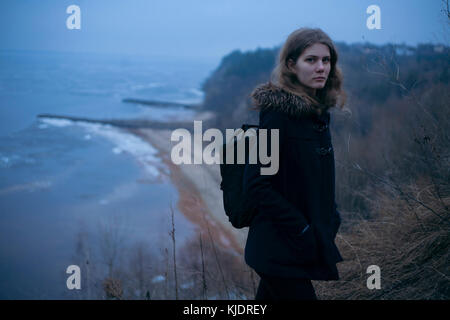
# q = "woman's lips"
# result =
<box><xmin>313</xmin><ymin>77</ymin><xmax>326</xmax><ymax>81</ymax></box>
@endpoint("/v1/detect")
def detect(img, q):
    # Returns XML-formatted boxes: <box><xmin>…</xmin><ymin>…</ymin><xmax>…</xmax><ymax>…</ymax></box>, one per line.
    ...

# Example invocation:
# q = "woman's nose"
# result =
<box><xmin>316</xmin><ymin>61</ymin><xmax>325</xmax><ymax>71</ymax></box>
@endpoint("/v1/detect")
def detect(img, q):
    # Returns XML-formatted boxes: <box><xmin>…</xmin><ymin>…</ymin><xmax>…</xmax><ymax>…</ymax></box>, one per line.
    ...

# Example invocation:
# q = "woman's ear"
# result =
<box><xmin>287</xmin><ymin>58</ymin><xmax>295</xmax><ymax>72</ymax></box>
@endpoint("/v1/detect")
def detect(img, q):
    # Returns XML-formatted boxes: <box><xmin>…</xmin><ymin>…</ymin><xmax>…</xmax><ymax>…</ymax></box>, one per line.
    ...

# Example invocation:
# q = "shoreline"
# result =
<box><xmin>37</xmin><ymin>111</ymin><xmax>247</xmax><ymax>255</ymax></box>
<box><xmin>128</xmin><ymin>127</ymin><xmax>248</xmax><ymax>257</ymax></box>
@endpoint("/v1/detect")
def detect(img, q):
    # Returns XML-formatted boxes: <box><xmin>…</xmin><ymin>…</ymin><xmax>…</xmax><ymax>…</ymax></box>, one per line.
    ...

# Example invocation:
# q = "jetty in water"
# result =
<box><xmin>37</xmin><ymin>113</ymin><xmax>195</xmax><ymax>131</ymax></box>
<box><xmin>122</xmin><ymin>98</ymin><xmax>199</xmax><ymax>109</ymax></box>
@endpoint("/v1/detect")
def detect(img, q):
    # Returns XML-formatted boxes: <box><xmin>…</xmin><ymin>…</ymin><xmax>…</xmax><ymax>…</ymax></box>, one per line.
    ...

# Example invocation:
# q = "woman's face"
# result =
<box><xmin>288</xmin><ymin>43</ymin><xmax>331</xmax><ymax>95</ymax></box>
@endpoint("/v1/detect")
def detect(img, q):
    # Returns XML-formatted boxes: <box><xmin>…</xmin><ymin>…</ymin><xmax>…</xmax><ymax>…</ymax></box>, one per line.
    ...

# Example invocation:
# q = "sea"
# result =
<box><xmin>0</xmin><ymin>50</ymin><xmax>218</xmax><ymax>299</ymax></box>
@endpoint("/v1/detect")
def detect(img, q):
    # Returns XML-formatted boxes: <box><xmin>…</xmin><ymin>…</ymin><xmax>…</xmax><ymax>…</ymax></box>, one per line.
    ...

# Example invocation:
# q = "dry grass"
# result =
<box><xmin>69</xmin><ymin>147</ymin><xmax>448</xmax><ymax>300</ymax></box>
<box><xmin>314</xmin><ymin>179</ymin><xmax>449</xmax><ymax>300</ymax></box>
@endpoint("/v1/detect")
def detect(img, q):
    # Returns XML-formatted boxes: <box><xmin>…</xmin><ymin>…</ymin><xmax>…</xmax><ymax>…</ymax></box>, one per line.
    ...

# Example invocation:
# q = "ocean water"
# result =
<box><xmin>0</xmin><ymin>50</ymin><xmax>218</xmax><ymax>299</ymax></box>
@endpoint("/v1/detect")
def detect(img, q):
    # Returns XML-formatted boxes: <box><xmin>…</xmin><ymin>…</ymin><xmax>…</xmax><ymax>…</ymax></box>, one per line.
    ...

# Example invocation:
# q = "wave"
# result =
<box><xmin>40</xmin><ymin>117</ymin><xmax>165</xmax><ymax>180</ymax></box>
<box><xmin>130</xmin><ymin>82</ymin><xmax>165</xmax><ymax>91</ymax></box>
<box><xmin>0</xmin><ymin>153</ymin><xmax>36</xmax><ymax>168</ymax></box>
<box><xmin>0</xmin><ymin>180</ymin><xmax>52</xmax><ymax>195</ymax></box>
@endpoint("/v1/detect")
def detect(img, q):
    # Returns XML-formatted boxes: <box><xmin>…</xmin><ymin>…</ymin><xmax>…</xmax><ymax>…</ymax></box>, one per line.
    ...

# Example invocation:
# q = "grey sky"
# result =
<box><xmin>0</xmin><ymin>0</ymin><xmax>447</xmax><ymax>61</ymax></box>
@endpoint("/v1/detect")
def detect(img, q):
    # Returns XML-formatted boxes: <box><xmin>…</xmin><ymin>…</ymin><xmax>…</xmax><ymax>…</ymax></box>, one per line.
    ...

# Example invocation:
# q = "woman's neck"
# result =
<box><xmin>299</xmin><ymin>83</ymin><xmax>316</xmax><ymax>97</ymax></box>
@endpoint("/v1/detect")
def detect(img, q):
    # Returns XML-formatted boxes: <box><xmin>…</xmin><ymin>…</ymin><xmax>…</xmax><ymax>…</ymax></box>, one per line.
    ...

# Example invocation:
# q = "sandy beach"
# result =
<box><xmin>128</xmin><ymin>127</ymin><xmax>249</xmax><ymax>257</ymax></box>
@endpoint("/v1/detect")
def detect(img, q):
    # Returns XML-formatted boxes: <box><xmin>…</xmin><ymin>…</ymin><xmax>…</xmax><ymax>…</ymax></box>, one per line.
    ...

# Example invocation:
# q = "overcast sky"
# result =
<box><xmin>0</xmin><ymin>0</ymin><xmax>447</xmax><ymax>61</ymax></box>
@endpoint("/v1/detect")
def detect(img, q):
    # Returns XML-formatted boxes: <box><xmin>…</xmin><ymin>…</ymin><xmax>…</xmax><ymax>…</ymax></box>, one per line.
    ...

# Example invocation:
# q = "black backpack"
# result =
<box><xmin>219</xmin><ymin>124</ymin><xmax>259</xmax><ymax>229</ymax></box>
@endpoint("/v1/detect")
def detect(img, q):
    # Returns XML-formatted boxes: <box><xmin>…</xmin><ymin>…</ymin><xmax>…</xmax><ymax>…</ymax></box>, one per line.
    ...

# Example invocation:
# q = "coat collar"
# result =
<box><xmin>250</xmin><ymin>82</ymin><xmax>331</xmax><ymax>119</ymax></box>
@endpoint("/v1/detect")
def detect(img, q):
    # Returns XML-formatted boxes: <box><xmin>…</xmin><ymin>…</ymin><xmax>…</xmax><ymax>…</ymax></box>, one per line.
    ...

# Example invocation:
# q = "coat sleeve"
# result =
<box><xmin>243</xmin><ymin>109</ymin><xmax>309</xmax><ymax>234</ymax></box>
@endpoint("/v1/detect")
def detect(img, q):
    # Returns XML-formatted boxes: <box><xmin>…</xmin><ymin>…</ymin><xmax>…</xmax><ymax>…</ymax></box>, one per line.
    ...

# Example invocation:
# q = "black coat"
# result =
<box><xmin>243</xmin><ymin>83</ymin><xmax>343</xmax><ymax>280</ymax></box>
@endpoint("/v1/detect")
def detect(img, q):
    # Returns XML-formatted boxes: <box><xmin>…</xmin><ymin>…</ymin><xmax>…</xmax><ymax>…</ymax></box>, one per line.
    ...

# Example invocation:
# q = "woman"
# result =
<box><xmin>243</xmin><ymin>28</ymin><xmax>347</xmax><ymax>300</ymax></box>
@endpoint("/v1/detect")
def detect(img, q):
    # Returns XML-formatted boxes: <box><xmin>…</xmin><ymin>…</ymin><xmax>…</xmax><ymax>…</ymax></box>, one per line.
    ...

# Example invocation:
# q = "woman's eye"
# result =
<box><xmin>323</xmin><ymin>57</ymin><xmax>330</xmax><ymax>62</ymax></box>
<box><xmin>306</xmin><ymin>58</ymin><xmax>314</xmax><ymax>62</ymax></box>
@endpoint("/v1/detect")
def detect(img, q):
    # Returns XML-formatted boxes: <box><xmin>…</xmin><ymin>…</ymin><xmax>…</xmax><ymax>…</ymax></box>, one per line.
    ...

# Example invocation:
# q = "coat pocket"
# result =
<box><xmin>279</xmin><ymin>224</ymin><xmax>320</xmax><ymax>265</ymax></box>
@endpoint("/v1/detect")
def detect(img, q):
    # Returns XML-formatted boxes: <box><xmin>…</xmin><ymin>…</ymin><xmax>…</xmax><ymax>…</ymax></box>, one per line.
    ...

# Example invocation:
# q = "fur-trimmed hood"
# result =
<box><xmin>250</xmin><ymin>82</ymin><xmax>331</xmax><ymax>118</ymax></box>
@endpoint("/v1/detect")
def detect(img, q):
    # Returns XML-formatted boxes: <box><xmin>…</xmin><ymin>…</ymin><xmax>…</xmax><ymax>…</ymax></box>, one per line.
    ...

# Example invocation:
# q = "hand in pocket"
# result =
<box><xmin>284</xmin><ymin>224</ymin><xmax>319</xmax><ymax>265</ymax></box>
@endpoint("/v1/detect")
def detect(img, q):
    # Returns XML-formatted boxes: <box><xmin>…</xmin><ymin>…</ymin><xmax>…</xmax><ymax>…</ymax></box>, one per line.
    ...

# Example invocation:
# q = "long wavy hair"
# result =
<box><xmin>271</xmin><ymin>27</ymin><xmax>347</xmax><ymax>109</ymax></box>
